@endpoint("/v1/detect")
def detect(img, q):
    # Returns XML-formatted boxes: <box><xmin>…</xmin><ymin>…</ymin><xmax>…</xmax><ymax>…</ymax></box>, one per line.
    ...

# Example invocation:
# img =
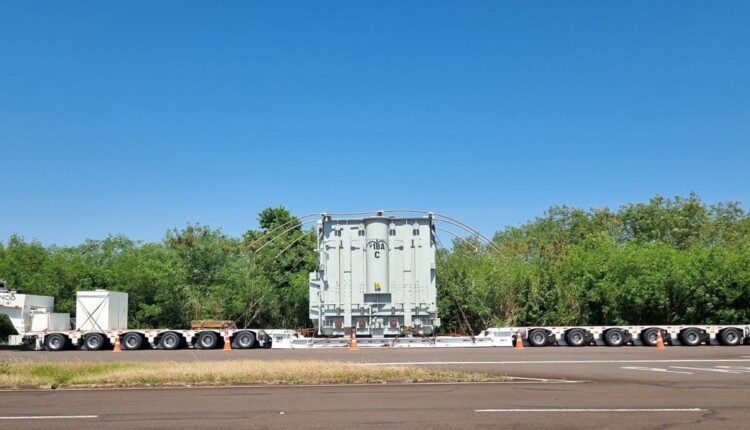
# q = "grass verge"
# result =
<box><xmin>0</xmin><ymin>360</ymin><xmax>505</xmax><ymax>389</ymax></box>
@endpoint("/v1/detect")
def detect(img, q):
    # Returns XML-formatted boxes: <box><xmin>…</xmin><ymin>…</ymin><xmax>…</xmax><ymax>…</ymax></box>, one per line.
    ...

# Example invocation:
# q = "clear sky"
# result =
<box><xmin>1</xmin><ymin>2</ymin><xmax>748</xmax><ymax>246</ymax></box>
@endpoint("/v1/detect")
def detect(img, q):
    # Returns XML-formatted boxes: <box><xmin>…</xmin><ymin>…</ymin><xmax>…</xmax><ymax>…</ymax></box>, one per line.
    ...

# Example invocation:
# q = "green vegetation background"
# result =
<box><xmin>2</xmin><ymin>194</ymin><xmax>750</xmax><ymax>340</ymax></box>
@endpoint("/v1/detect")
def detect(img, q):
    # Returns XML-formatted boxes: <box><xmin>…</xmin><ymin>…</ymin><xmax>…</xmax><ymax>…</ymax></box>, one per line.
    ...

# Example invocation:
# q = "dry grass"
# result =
<box><xmin>0</xmin><ymin>360</ymin><xmax>505</xmax><ymax>389</ymax></box>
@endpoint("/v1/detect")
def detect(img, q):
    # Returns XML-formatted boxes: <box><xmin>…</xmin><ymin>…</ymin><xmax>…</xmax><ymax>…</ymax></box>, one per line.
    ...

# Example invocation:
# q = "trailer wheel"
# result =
<box><xmin>565</xmin><ymin>328</ymin><xmax>589</xmax><ymax>347</ymax></box>
<box><xmin>679</xmin><ymin>328</ymin><xmax>703</xmax><ymax>346</ymax></box>
<box><xmin>84</xmin><ymin>333</ymin><xmax>106</xmax><ymax>351</ymax></box>
<box><xmin>122</xmin><ymin>333</ymin><xmax>143</xmax><ymax>350</ymax></box>
<box><xmin>640</xmin><ymin>328</ymin><xmax>660</xmax><ymax>346</ymax></box>
<box><xmin>528</xmin><ymin>329</ymin><xmax>549</xmax><ymax>347</ymax></box>
<box><xmin>196</xmin><ymin>331</ymin><xmax>219</xmax><ymax>349</ymax></box>
<box><xmin>45</xmin><ymin>334</ymin><xmax>67</xmax><ymax>352</ymax></box>
<box><xmin>159</xmin><ymin>332</ymin><xmax>182</xmax><ymax>350</ymax></box>
<box><xmin>719</xmin><ymin>328</ymin><xmax>742</xmax><ymax>346</ymax></box>
<box><xmin>232</xmin><ymin>331</ymin><xmax>256</xmax><ymax>349</ymax></box>
<box><xmin>604</xmin><ymin>329</ymin><xmax>627</xmax><ymax>347</ymax></box>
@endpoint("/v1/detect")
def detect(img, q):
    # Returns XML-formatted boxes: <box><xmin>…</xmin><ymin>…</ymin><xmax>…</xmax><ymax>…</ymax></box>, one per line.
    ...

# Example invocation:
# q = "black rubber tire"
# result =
<box><xmin>640</xmin><ymin>328</ymin><xmax>660</xmax><ymax>346</ymax></box>
<box><xmin>565</xmin><ymin>328</ymin><xmax>589</xmax><ymax>347</ymax></box>
<box><xmin>44</xmin><ymin>333</ymin><xmax>67</xmax><ymax>352</ymax></box>
<box><xmin>719</xmin><ymin>328</ymin><xmax>743</xmax><ymax>346</ymax></box>
<box><xmin>604</xmin><ymin>329</ymin><xmax>626</xmax><ymax>347</ymax></box>
<box><xmin>121</xmin><ymin>333</ymin><xmax>143</xmax><ymax>350</ymax></box>
<box><xmin>159</xmin><ymin>332</ymin><xmax>182</xmax><ymax>350</ymax></box>
<box><xmin>84</xmin><ymin>333</ymin><xmax>106</xmax><ymax>351</ymax></box>
<box><xmin>196</xmin><ymin>331</ymin><xmax>219</xmax><ymax>349</ymax></box>
<box><xmin>528</xmin><ymin>329</ymin><xmax>549</xmax><ymax>347</ymax></box>
<box><xmin>232</xmin><ymin>331</ymin><xmax>256</xmax><ymax>349</ymax></box>
<box><xmin>680</xmin><ymin>328</ymin><xmax>703</xmax><ymax>346</ymax></box>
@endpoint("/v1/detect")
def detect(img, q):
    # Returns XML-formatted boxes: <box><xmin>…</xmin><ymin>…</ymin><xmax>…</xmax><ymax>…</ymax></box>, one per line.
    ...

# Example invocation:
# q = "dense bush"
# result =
<box><xmin>437</xmin><ymin>194</ymin><xmax>750</xmax><ymax>333</ymax></box>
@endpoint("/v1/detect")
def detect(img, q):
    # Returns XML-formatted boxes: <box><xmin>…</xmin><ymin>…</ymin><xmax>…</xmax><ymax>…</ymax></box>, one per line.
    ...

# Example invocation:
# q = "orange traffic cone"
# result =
<box><xmin>514</xmin><ymin>331</ymin><xmax>524</xmax><ymax>349</ymax></box>
<box><xmin>656</xmin><ymin>330</ymin><xmax>666</xmax><ymax>349</ymax></box>
<box><xmin>223</xmin><ymin>334</ymin><xmax>232</xmax><ymax>351</ymax></box>
<box><xmin>350</xmin><ymin>328</ymin><xmax>359</xmax><ymax>351</ymax></box>
<box><xmin>113</xmin><ymin>335</ymin><xmax>122</xmax><ymax>353</ymax></box>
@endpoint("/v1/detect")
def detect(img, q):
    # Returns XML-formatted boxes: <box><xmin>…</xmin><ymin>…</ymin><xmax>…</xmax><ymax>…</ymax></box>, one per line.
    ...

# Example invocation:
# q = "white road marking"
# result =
<box><xmin>670</xmin><ymin>366</ymin><xmax>744</xmax><ymax>374</ymax></box>
<box><xmin>361</xmin><ymin>359</ymin><xmax>750</xmax><ymax>366</ymax></box>
<box><xmin>715</xmin><ymin>366</ymin><xmax>750</xmax><ymax>373</ymax></box>
<box><xmin>475</xmin><ymin>408</ymin><xmax>705</xmax><ymax>413</ymax></box>
<box><xmin>503</xmin><ymin>376</ymin><xmax>583</xmax><ymax>383</ymax></box>
<box><xmin>0</xmin><ymin>415</ymin><xmax>98</xmax><ymax>420</ymax></box>
<box><xmin>621</xmin><ymin>366</ymin><xmax>693</xmax><ymax>374</ymax></box>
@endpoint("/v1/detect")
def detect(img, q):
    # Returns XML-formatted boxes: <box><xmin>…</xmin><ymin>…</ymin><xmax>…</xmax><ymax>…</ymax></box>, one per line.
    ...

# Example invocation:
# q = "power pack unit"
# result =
<box><xmin>309</xmin><ymin>212</ymin><xmax>439</xmax><ymax>337</ymax></box>
<box><xmin>75</xmin><ymin>290</ymin><xmax>128</xmax><ymax>331</ymax></box>
<box><xmin>31</xmin><ymin>312</ymin><xmax>70</xmax><ymax>332</ymax></box>
<box><xmin>0</xmin><ymin>291</ymin><xmax>54</xmax><ymax>337</ymax></box>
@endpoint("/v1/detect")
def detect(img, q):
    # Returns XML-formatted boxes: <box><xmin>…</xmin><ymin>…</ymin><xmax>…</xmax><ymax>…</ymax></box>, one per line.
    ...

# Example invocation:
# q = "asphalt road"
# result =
<box><xmin>1</xmin><ymin>380</ymin><xmax>747</xmax><ymax>429</ymax></box>
<box><xmin>2</xmin><ymin>345</ymin><xmax>750</xmax><ymax>428</ymax></box>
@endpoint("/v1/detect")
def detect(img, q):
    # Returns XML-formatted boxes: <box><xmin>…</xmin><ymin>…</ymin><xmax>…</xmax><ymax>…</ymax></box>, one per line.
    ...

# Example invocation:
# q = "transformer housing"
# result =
<box><xmin>309</xmin><ymin>212</ymin><xmax>439</xmax><ymax>336</ymax></box>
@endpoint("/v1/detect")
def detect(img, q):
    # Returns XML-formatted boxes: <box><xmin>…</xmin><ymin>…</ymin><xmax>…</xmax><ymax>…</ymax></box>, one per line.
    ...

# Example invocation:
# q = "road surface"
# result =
<box><xmin>2</xmin><ymin>346</ymin><xmax>750</xmax><ymax>428</ymax></box>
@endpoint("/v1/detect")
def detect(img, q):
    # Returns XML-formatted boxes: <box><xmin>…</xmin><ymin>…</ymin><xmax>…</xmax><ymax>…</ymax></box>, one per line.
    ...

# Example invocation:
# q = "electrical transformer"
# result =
<box><xmin>309</xmin><ymin>211</ymin><xmax>440</xmax><ymax>336</ymax></box>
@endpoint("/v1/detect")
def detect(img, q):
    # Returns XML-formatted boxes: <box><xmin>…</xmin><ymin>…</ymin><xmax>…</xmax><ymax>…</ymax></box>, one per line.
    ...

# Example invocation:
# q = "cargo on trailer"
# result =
<box><xmin>308</xmin><ymin>212</ymin><xmax>439</xmax><ymax>337</ymax></box>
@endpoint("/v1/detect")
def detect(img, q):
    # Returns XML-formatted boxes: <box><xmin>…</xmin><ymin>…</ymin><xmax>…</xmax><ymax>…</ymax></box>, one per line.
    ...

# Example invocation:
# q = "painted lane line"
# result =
<box><xmin>670</xmin><ymin>366</ymin><xmax>743</xmax><ymax>374</ymax></box>
<box><xmin>621</xmin><ymin>366</ymin><xmax>693</xmax><ymax>374</ymax></box>
<box><xmin>475</xmin><ymin>408</ymin><xmax>705</xmax><ymax>413</ymax></box>
<box><xmin>504</xmin><ymin>376</ymin><xmax>582</xmax><ymax>383</ymax></box>
<box><xmin>715</xmin><ymin>366</ymin><xmax>750</xmax><ymax>373</ymax></box>
<box><xmin>0</xmin><ymin>415</ymin><xmax>98</xmax><ymax>420</ymax></box>
<box><xmin>361</xmin><ymin>359</ymin><xmax>750</xmax><ymax>366</ymax></box>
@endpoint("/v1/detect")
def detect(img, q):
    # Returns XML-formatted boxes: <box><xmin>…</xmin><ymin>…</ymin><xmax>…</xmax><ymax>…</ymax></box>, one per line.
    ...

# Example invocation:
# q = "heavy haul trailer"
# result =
<box><xmin>515</xmin><ymin>324</ymin><xmax>750</xmax><ymax>347</ymax></box>
<box><xmin>280</xmin><ymin>325</ymin><xmax>750</xmax><ymax>349</ymax></box>
<box><xmin>2</xmin><ymin>209</ymin><xmax>750</xmax><ymax>350</ymax></box>
<box><xmin>0</xmin><ymin>287</ymin><xmax>277</xmax><ymax>351</ymax></box>
<box><xmin>3</xmin><ymin>286</ymin><xmax>748</xmax><ymax>350</ymax></box>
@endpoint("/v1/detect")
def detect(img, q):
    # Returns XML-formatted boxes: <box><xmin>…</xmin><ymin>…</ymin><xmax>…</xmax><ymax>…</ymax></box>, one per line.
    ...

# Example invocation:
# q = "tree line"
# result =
<box><xmin>2</xmin><ymin>194</ymin><xmax>750</xmax><ymax>340</ymax></box>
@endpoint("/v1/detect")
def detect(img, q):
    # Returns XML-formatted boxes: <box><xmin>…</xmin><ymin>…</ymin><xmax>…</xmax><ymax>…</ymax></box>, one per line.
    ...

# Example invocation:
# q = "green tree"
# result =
<box><xmin>165</xmin><ymin>224</ymin><xmax>241</xmax><ymax>323</ymax></box>
<box><xmin>243</xmin><ymin>206</ymin><xmax>317</xmax><ymax>328</ymax></box>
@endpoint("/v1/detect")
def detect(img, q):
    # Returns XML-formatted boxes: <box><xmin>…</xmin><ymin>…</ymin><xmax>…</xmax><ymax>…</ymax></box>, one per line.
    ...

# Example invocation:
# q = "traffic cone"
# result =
<box><xmin>656</xmin><ymin>330</ymin><xmax>666</xmax><ymax>349</ymax></box>
<box><xmin>350</xmin><ymin>328</ymin><xmax>359</xmax><ymax>351</ymax></box>
<box><xmin>514</xmin><ymin>331</ymin><xmax>524</xmax><ymax>349</ymax></box>
<box><xmin>223</xmin><ymin>334</ymin><xmax>232</xmax><ymax>351</ymax></box>
<box><xmin>113</xmin><ymin>335</ymin><xmax>122</xmax><ymax>353</ymax></box>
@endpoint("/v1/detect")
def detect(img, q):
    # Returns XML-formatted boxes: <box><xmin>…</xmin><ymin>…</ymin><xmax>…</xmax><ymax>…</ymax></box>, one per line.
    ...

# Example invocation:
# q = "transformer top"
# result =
<box><xmin>318</xmin><ymin>210</ymin><xmax>434</xmax><ymax>223</ymax></box>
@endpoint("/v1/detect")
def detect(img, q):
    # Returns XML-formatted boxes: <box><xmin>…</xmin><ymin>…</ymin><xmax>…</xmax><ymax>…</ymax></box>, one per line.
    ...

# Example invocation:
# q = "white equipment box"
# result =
<box><xmin>75</xmin><ymin>290</ymin><xmax>128</xmax><ymax>331</ymax></box>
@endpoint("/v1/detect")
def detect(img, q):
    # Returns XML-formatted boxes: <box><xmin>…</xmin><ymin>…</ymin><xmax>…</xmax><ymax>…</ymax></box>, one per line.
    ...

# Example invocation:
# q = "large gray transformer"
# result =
<box><xmin>309</xmin><ymin>212</ymin><xmax>439</xmax><ymax>336</ymax></box>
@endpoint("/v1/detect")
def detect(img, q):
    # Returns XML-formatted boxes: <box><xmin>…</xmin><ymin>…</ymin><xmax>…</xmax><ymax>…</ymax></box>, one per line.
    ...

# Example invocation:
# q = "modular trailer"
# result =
<box><xmin>2</xmin><ymin>288</ymin><xmax>749</xmax><ymax>350</ymax></box>
<box><xmin>517</xmin><ymin>324</ymin><xmax>749</xmax><ymax>347</ymax></box>
<box><xmin>0</xmin><ymin>288</ymin><xmax>275</xmax><ymax>351</ymax></box>
<box><xmin>2</xmin><ymin>210</ymin><xmax>750</xmax><ymax>350</ymax></box>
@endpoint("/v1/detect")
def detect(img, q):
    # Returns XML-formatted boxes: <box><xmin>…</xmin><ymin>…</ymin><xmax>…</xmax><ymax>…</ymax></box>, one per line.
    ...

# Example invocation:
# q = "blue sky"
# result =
<box><xmin>1</xmin><ymin>2</ymin><xmax>748</xmax><ymax>246</ymax></box>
